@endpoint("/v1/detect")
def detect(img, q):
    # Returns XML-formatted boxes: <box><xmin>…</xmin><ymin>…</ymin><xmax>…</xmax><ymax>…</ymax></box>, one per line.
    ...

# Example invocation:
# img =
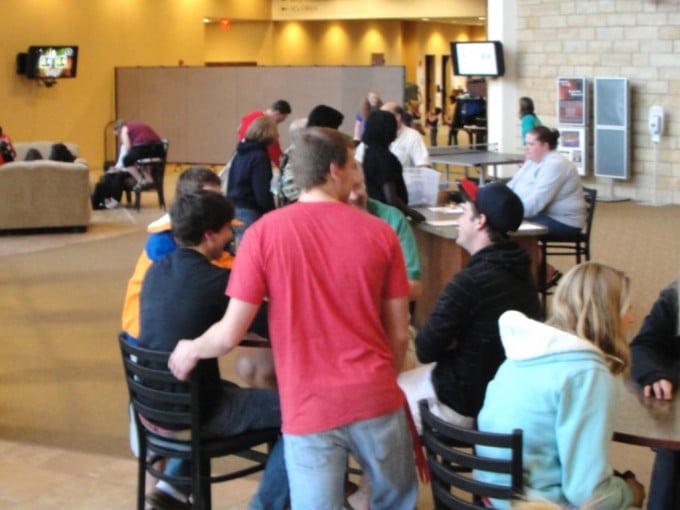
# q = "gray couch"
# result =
<box><xmin>0</xmin><ymin>142</ymin><xmax>90</xmax><ymax>231</ymax></box>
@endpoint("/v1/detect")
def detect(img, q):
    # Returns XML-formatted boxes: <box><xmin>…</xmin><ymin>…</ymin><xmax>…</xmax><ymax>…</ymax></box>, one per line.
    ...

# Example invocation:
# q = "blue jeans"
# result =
<box><xmin>528</xmin><ymin>214</ymin><xmax>581</xmax><ymax>237</ymax></box>
<box><xmin>165</xmin><ymin>382</ymin><xmax>288</xmax><ymax>509</ymax></box>
<box><xmin>234</xmin><ymin>207</ymin><xmax>263</xmax><ymax>250</ymax></box>
<box><xmin>283</xmin><ymin>408</ymin><xmax>418</xmax><ymax>510</ymax></box>
<box><xmin>648</xmin><ymin>448</ymin><xmax>680</xmax><ymax>510</ymax></box>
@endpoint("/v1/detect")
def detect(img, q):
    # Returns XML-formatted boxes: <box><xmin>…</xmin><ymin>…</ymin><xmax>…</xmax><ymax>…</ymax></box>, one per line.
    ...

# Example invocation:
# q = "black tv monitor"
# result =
<box><xmin>24</xmin><ymin>45</ymin><xmax>79</xmax><ymax>80</ymax></box>
<box><xmin>451</xmin><ymin>41</ymin><xmax>505</xmax><ymax>77</ymax></box>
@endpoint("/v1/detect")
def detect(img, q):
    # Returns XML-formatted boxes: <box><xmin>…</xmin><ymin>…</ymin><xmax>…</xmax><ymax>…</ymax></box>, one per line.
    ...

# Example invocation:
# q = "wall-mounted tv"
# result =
<box><xmin>451</xmin><ymin>41</ymin><xmax>505</xmax><ymax>77</ymax></box>
<box><xmin>19</xmin><ymin>46</ymin><xmax>79</xmax><ymax>80</ymax></box>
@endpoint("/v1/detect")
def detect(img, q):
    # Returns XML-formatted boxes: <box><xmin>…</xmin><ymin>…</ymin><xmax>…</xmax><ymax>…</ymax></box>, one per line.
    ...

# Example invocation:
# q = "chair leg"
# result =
<box><xmin>157</xmin><ymin>180</ymin><xmax>166</xmax><ymax>210</ymax></box>
<box><xmin>138</xmin><ymin>444</ymin><xmax>148</xmax><ymax>510</ymax></box>
<box><xmin>539</xmin><ymin>242</ymin><xmax>548</xmax><ymax>317</ymax></box>
<box><xmin>134</xmin><ymin>190</ymin><xmax>142</xmax><ymax>212</ymax></box>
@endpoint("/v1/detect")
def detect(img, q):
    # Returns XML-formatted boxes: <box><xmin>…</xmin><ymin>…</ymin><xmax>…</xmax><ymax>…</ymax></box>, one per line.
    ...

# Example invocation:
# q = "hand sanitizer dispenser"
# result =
<box><xmin>648</xmin><ymin>105</ymin><xmax>664</xmax><ymax>143</ymax></box>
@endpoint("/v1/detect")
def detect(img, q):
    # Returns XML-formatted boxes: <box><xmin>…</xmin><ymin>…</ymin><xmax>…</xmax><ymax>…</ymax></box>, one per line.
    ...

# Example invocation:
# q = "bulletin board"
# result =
<box><xmin>115</xmin><ymin>66</ymin><xmax>405</xmax><ymax>164</ymax></box>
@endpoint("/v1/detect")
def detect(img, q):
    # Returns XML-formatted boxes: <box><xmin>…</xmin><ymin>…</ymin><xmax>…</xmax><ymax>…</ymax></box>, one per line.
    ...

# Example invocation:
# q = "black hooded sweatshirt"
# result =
<box><xmin>416</xmin><ymin>240</ymin><xmax>541</xmax><ymax>417</ymax></box>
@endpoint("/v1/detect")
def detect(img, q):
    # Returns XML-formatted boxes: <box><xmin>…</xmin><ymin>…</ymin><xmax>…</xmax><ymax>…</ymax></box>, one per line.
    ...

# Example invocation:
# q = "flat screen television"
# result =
<box><xmin>451</xmin><ymin>41</ymin><xmax>505</xmax><ymax>77</ymax></box>
<box><xmin>22</xmin><ymin>45</ymin><xmax>79</xmax><ymax>80</ymax></box>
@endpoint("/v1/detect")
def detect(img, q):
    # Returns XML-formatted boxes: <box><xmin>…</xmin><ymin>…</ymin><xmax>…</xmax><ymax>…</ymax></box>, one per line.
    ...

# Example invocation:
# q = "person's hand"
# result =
<box><xmin>643</xmin><ymin>378</ymin><xmax>673</xmax><ymax>400</ymax></box>
<box><xmin>409</xmin><ymin>209</ymin><xmax>426</xmax><ymax>223</ymax></box>
<box><xmin>168</xmin><ymin>340</ymin><xmax>199</xmax><ymax>381</ymax></box>
<box><xmin>624</xmin><ymin>474</ymin><xmax>646</xmax><ymax>508</ymax></box>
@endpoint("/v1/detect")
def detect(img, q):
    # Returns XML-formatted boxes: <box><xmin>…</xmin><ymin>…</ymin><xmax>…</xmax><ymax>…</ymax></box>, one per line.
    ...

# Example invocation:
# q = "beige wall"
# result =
<box><xmin>516</xmin><ymin>0</ymin><xmax>680</xmax><ymax>203</ymax></box>
<box><xmin>4</xmin><ymin>0</ymin><xmax>477</xmax><ymax>166</ymax></box>
<box><xmin>4</xmin><ymin>0</ymin><xmax>210</xmax><ymax>166</ymax></box>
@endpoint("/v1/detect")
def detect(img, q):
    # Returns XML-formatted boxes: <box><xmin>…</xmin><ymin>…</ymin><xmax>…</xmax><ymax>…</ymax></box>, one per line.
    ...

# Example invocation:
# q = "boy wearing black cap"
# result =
<box><xmin>398</xmin><ymin>178</ymin><xmax>542</xmax><ymax>432</ymax></box>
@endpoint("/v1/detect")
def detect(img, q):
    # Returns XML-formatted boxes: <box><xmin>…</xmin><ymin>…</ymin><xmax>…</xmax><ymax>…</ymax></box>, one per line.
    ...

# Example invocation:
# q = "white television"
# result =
<box><xmin>451</xmin><ymin>41</ymin><xmax>505</xmax><ymax>77</ymax></box>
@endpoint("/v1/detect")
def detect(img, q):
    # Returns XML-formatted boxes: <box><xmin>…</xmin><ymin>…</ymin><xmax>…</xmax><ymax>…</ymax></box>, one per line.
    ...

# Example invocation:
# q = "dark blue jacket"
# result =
<box><xmin>226</xmin><ymin>140</ymin><xmax>275</xmax><ymax>213</ymax></box>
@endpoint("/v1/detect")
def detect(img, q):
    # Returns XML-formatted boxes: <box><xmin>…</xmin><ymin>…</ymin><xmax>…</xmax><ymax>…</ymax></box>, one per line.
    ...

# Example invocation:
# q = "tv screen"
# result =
<box><xmin>26</xmin><ymin>46</ymin><xmax>78</xmax><ymax>80</ymax></box>
<box><xmin>451</xmin><ymin>41</ymin><xmax>505</xmax><ymax>77</ymax></box>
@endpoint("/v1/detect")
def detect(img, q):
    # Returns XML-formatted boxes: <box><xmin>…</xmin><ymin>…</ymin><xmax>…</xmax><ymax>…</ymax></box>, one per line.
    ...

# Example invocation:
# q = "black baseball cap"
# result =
<box><xmin>458</xmin><ymin>179</ymin><xmax>524</xmax><ymax>233</ymax></box>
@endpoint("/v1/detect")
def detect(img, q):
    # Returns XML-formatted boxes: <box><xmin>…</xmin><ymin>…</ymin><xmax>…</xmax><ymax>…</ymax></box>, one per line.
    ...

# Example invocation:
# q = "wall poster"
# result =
<box><xmin>557</xmin><ymin>77</ymin><xmax>587</xmax><ymax>125</ymax></box>
<box><xmin>557</xmin><ymin>127</ymin><xmax>586</xmax><ymax>175</ymax></box>
<box><xmin>557</xmin><ymin>77</ymin><xmax>588</xmax><ymax>175</ymax></box>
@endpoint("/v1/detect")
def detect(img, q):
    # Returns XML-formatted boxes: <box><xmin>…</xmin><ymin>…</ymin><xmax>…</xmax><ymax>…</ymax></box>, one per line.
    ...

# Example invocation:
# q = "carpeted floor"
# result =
<box><xmin>0</xmin><ymin>179</ymin><xmax>678</xmax><ymax>504</ymax></box>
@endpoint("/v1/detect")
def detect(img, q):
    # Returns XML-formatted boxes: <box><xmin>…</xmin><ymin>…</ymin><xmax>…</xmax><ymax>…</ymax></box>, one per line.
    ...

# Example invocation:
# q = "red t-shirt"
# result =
<box><xmin>227</xmin><ymin>201</ymin><xmax>409</xmax><ymax>434</ymax></box>
<box><xmin>237</xmin><ymin>110</ymin><xmax>284</xmax><ymax>168</ymax></box>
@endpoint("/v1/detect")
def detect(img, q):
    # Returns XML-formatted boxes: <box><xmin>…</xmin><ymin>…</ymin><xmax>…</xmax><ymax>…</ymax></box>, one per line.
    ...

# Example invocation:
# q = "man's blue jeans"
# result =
<box><xmin>283</xmin><ymin>408</ymin><xmax>418</xmax><ymax>510</ymax></box>
<box><xmin>648</xmin><ymin>448</ymin><xmax>680</xmax><ymax>510</ymax></box>
<box><xmin>528</xmin><ymin>214</ymin><xmax>581</xmax><ymax>237</ymax></box>
<box><xmin>164</xmin><ymin>382</ymin><xmax>288</xmax><ymax>509</ymax></box>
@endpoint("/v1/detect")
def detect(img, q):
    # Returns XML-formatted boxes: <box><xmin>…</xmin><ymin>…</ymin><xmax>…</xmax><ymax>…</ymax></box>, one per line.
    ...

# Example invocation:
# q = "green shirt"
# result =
<box><xmin>367</xmin><ymin>198</ymin><xmax>421</xmax><ymax>281</ymax></box>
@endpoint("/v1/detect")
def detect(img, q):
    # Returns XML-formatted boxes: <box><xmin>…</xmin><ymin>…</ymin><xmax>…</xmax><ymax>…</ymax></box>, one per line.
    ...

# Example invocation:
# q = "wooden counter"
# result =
<box><xmin>412</xmin><ymin>207</ymin><xmax>547</xmax><ymax>328</ymax></box>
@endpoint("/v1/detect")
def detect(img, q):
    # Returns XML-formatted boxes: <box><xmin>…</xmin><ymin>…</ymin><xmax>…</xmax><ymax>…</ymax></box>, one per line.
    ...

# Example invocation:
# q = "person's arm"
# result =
<box><xmin>383</xmin><ymin>183</ymin><xmax>425</xmax><ymax>223</ymax></box>
<box><xmin>411</xmin><ymin>134</ymin><xmax>431</xmax><ymax>167</ymax></box>
<box><xmin>392</xmin><ymin>211</ymin><xmax>422</xmax><ymax>300</ymax></box>
<box><xmin>353</xmin><ymin>119</ymin><xmax>362</xmax><ymax>142</ymax></box>
<box><xmin>168</xmin><ymin>298</ymin><xmax>259</xmax><ymax>380</ymax></box>
<box><xmin>382</xmin><ymin>296</ymin><xmax>410</xmax><ymax>373</ymax></box>
<box><xmin>120</xmin><ymin>126</ymin><xmax>131</xmax><ymax>151</ymax></box>
<box><xmin>557</xmin><ymin>370</ymin><xmax>641</xmax><ymax>508</ymax></box>
<box><xmin>631</xmin><ymin>282</ymin><xmax>680</xmax><ymax>396</ymax></box>
<box><xmin>415</xmin><ymin>273</ymin><xmax>475</xmax><ymax>362</ymax></box>
<box><xmin>267</xmin><ymin>140</ymin><xmax>284</xmax><ymax>170</ymax></box>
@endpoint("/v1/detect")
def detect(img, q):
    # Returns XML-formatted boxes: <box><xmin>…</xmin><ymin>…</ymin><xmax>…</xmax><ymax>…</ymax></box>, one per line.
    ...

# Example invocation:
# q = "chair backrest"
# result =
<box><xmin>118</xmin><ymin>332</ymin><xmax>201</xmax><ymax>461</ymax></box>
<box><xmin>419</xmin><ymin>400</ymin><xmax>523</xmax><ymax>509</ymax></box>
<box><xmin>582</xmin><ymin>186</ymin><xmax>597</xmax><ymax>238</ymax></box>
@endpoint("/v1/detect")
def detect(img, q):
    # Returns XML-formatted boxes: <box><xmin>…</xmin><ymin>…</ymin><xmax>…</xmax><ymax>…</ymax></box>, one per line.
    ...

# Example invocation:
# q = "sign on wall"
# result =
<box><xmin>556</xmin><ymin>77</ymin><xmax>588</xmax><ymax>175</ymax></box>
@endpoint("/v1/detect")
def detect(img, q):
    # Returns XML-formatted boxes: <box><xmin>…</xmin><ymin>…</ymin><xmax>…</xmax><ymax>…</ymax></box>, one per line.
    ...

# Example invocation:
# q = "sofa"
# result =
<box><xmin>0</xmin><ymin>142</ymin><xmax>90</xmax><ymax>232</ymax></box>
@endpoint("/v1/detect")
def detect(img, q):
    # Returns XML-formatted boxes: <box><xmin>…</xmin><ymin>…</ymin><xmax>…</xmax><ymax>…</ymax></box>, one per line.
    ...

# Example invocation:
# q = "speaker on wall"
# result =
<box><xmin>594</xmin><ymin>77</ymin><xmax>630</xmax><ymax>180</ymax></box>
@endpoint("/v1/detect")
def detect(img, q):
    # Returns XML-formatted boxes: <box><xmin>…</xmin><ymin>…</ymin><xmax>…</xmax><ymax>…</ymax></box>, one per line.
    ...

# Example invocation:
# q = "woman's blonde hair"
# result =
<box><xmin>547</xmin><ymin>262</ymin><xmax>631</xmax><ymax>375</ymax></box>
<box><xmin>245</xmin><ymin>115</ymin><xmax>277</xmax><ymax>145</ymax></box>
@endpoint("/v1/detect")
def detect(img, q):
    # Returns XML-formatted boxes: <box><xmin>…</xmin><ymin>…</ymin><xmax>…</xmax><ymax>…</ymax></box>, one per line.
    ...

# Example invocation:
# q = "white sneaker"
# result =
<box><xmin>105</xmin><ymin>198</ymin><xmax>120</xmax><ymax>209</ymax></box>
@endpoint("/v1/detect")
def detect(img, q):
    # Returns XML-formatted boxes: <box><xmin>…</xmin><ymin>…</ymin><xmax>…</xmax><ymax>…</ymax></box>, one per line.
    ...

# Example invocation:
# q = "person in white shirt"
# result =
<box><xmin>355</xmin><ymin>101</ymin><xmax>431</xmax><ymax>169</ymax></box>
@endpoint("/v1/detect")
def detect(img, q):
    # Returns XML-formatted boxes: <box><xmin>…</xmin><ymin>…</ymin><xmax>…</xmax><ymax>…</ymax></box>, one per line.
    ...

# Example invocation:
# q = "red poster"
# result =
<box><xmin>557</xmin><ymin>78</ymin><xmax>586</xmax><ymax>125</ymax></box>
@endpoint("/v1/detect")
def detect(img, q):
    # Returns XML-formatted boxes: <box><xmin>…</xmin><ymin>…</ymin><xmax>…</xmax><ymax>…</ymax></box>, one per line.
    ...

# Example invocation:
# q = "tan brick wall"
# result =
<box><xmin>517</xmin><ymin>0</ymin><xmax>680</xmax><ymax>203</ymax></box>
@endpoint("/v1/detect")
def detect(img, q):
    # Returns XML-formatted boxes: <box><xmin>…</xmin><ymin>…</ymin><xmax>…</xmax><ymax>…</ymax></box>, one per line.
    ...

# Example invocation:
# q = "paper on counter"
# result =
<box><xmin>426</xmin><ymin>219</ymin><xmax>459</xmax><ymax>227</ymax></box>
<box><xmin>428</xmin><ymin>206</ymin><xmax>462</xmax><ymax>214</ymax></box>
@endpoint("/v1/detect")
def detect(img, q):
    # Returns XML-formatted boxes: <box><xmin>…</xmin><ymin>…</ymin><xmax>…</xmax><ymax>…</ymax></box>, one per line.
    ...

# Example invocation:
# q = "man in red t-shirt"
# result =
<box><xmin>237</xmin><ymin>99</ymin><xmax>291</xmax><ymax>168</ymax></box>
<box><xmin>169</xmin><ymin>127</ymin><xmax>418</xmax><ymax>509</ymax></box>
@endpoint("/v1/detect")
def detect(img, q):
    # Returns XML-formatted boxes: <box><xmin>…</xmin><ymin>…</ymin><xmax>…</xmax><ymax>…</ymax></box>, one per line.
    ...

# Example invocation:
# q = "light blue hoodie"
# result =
<box><xmin>476</xmin><ymin>311</ymin><xmax>634</xmax><ymax>509</ymax></box>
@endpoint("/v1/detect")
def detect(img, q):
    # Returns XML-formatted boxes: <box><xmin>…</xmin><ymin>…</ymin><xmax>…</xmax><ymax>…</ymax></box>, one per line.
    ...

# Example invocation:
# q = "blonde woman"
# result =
<box><xmin>476</xmin><ymin>262</ymin><xmax>646</xmax><ymax>509</ymax></box>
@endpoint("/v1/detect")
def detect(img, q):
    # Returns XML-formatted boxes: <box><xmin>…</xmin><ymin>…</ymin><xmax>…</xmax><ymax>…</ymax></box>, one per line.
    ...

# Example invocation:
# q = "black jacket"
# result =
<box><xmin>631</xmin><ymin>280</ymin><xmax>680</xmax><ymax>387</ymax></box>
<box><xmin>227</xmin><ymin>140</ymin><xmax>276</xmax><ymax>213</ymax></box>
<box><xmin>416</xmin><ymin>241</ymin><xmax>541</xmax><ymax>417</ymax></box>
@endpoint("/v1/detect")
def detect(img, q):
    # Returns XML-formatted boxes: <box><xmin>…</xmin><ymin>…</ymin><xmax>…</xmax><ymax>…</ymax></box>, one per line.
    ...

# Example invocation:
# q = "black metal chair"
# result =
<box><xmin>538</xmin><ymin>186</ymin><xmax>597</xmax><ymax>313</ymax></box>
<box><xmin>419</xmin><ymin>400</ymin><xmax>523</xmax><ymax>509</ymax></box>
<box><xmin>122</xmin><ymin>139</ymin><xmax>169</xmax><ymax>211</ymax></box>
<box><xmin>118</xmin><ymin>333</ymin><xmax>280</xmax><ymax>510</ymax></box>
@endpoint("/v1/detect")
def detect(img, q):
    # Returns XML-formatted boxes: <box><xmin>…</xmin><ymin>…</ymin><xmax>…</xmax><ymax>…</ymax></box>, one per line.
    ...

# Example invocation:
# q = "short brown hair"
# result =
<box><xmin>292</xmin><ymin>127</ymin><xmax>353</xmax><ymax>191</ymax></box>
<box><xmin>175</xmin><ymin>166</ymin><xmax>221</xmax><ymax>197</ymax></box>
